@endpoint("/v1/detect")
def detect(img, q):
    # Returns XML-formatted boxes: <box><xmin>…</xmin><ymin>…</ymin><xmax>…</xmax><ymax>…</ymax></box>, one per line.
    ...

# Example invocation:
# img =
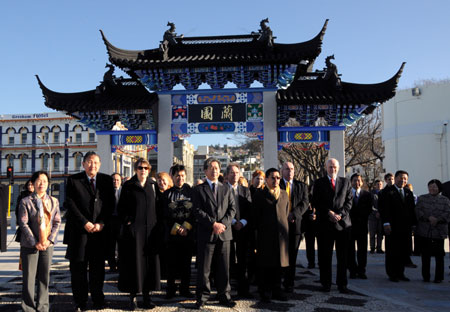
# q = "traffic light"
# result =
<box><xmin>6</xmin><ymin>166</ymin><xmax>13</xmax><ymax>184</ymax></box>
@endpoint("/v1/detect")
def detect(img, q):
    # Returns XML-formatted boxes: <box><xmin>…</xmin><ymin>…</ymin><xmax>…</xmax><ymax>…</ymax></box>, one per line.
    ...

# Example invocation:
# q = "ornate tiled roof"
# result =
<box><xmin>276</xmin><ymin>62</ymin><xmax>406</xmax><ymax>111</ymax></box>
<box><xmin>100</xmin><ymin>20</ymin><xmax>328</xmax><ymax>71</ymax></box>
<box><xmin>36</xmin><ymin>75</ymin><xmax>158</xmax><ymax>113</ymax></box>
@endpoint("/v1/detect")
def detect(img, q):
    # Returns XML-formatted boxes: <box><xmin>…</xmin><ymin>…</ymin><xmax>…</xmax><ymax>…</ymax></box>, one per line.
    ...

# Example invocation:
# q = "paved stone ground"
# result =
<box><xmin>1</xmin><ymin>223</ymin><xmax>449</xmax><ymax>312</ymax></box>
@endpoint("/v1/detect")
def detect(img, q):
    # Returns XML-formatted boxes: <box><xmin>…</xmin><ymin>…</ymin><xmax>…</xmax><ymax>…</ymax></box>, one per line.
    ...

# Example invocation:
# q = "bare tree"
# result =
<box><xmin>278</xmin><ymin>107</ymin><xmax>384</xmax><ymax>188</ymax></box>
<box><xmin>279</xmin><ymin>143</ymin><xmax>328</xmax><ymax>185</ymax></box>
<box><xmin>345</xmin><ymin>107</ymin><xmax>384</xmax><ymax>189</ymax></box>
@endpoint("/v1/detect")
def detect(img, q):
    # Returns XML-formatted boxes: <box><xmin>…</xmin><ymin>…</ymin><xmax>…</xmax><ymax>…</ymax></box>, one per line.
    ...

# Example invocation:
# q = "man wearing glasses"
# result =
<box><xmin>252</xmin><ymin>168</ymin><xmax>290</xmax><ymax>303</ymax></box>
<box><xmin>64</xmin><ymin>151</ymin><xmax>115</xmax><ymax>311</ymax></box>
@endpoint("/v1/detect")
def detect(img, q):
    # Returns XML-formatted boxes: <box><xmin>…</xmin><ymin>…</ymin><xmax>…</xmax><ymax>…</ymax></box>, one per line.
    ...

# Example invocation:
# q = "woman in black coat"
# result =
<box><xmin>118</xmin><ymin>158</ymin><xmax>162</xmax><ymax>310</ymax></box>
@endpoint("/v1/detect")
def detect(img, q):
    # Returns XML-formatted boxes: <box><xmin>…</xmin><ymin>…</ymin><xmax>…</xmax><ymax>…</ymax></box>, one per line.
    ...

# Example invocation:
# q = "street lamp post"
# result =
<box><xmin>37</xmin><ymin>135</ymin><xmax>52</xmax><ymax>195</ymax></box>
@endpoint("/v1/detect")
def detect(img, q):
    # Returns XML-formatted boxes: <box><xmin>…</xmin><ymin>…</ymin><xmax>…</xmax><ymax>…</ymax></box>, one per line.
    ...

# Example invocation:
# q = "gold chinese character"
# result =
<box><xmin>201</xmin><ymin>106</ymin><xmax>213</xmax><ymax>120</ymax></box>
<box><xmin>221</xmin><ymin>105</ymin><xmax>233</xmax><ymax>121</ymax></box>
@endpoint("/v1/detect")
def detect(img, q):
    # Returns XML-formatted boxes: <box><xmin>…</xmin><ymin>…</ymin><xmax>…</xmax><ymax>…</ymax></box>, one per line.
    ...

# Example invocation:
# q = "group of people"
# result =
<box><xmin>15</xmin><ymin>151</ymin><xmax>450</xmax><ymax>311</ymax></box>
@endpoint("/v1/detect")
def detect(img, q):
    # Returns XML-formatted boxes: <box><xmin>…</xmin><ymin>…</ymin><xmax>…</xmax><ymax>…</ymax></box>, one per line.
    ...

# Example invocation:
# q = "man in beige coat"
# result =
<box><xmin>252</xmin><ymin>168</ymin><xmax>289</xmax><ymax>303</ymax></box>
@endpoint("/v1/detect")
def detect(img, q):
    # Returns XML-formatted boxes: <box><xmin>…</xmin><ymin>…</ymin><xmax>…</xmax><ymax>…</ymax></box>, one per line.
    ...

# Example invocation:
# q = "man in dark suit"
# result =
<box><xmin>348</xmin><ymin>173</ymin><xmax>373</xmax><ymax>279</ymax></box>
<box><xmin>107</xmin><ymin>173</ymin><xmax>122</xmax><ymax>272</ymax></box>
<box><xmin>279</xmin><ymin>161</ymin><xmax>309</xmax><ymax>292</ymax></box>
<box><xmin>193</xmin><ymin>158</ymin><xmax>236</xmax><ymax>309</ymax></box>
<box><xmin>312</xmin><ymin>158</ymin><xmax>352</xmax><ymax>293</ymax></box>
<box><xmin>379</xmin><ymin>170</ymin><xmax>416</xmax><ymax>282</ymax></box>
<box><xmin>63</xmin><ymin>151</ymin><xmax>114</xmax><ymax>311</ymax></box>
<box><xmin>225</xmin><ymin>163</ymin><xmax>253</xmax><ymax>298</ymax></box>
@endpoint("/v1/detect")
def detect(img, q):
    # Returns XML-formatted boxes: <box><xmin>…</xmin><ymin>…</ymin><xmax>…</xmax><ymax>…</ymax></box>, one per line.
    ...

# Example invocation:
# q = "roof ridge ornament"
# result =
<box><xmin>96</xmin><ymin>63</ymin><xmax>117</xmax><ymax>95</ymax></box>
<box><xmin>323</xmin><ymin>55</ymin><xmax>342</xmax><ymax>90</ymax></box>
<box><xmin>253</xmin><ymin>18</ymin><xmax>275</xmax><ymax>47</ymax></box>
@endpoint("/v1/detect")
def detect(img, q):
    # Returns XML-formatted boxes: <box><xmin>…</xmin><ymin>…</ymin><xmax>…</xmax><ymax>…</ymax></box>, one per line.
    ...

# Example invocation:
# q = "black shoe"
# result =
<box><xmin>434</xmin><ymin>279</ymin><xmax>443</xmax><ymax>283</ymax></box>
<box><xmin>179</xmin><ymin>290</ymin><xmax>195</xmax><ymax>298</ymax></box>
<box><xmin>284</xmin><ymin>286</ymin><xmax>294</xmax><ymax>293</ymax></box>
<box><xmin>423</xmin><ymin>278</ymin><xmax>430</xmax><ymax>282</ymax></box>
<box><xmin>194</xmin><ymin>301</ymin><xmax>205</xmax><ymax>309</ymax></box>
<box><xmin>143</xmin><ymin>295</ymin><xmax>155</xmax><ymax>309</ymax></box>
<box><xmin>398</xmin><ymin>276</ymin><xmax>410</xmax><ymax>281</ymax></box>
<box><xmin>376</xmin><ymin>249</ymin><xmax>384</xmax><ymax>254</ymax></box>
<box><xmin>165</xmin><ymin>291</ymin><xmax>175</xmax><ymax>299</ymax></box>
<box><xmin>320</xmin><ymin>285</ymin><xmax>331</xmax><ymax>292</ymax></box>
<box><xmin>129</xmin><ymin>297</ymin><xmax>137</xmax><ymax>311</ymax></box>
<box><xmin>307</xmin><ymin>263</ymin><xmax>316</xmax><ymax>269</ymax></box>
<box><xmin>389</xmin><ymin>277</ymin><xmax>399</xmax><ymax>282</ymax></box>
<box><xmin>272</xmin><ymin>291</ymin><xmax>288</xmax><ymax>301</ymax></box>
<box><xmin>405</xmin><ymin>263</ymin><xmax>417</xmax><ymax>268</ymax></box>
<box><xmin>259</xmin><ymin>293</ymin><xmax>271</xmax><ymax>303</ymax></box>
<box><xmin>74</xmin><ymin>305</ymin><xmax>87</xmax><ymax>312</ymax></box>
<box><xmin>237</xmin><ymin>291</ymin><xmax>254</xmax><ymax>299</ymax></box>
<box><xmin>370</xmin><ymin>249</ymin><xmax>375</xmax><ymax>254</ymax></box>
<box><xmin>93</xmin><ymin>301</ymin><xmax>105</xmax><ymax>310</ymax></box>
<box><xmin>338</xmin><ymin>286</ymin><xmax>349</xmax><ymax>294</ymax></box>
<box><xmin>218</xmin><ymin>299</ymin><xmax>236</xmax><ymax>308</ymax></box>
<box><xmin>358</xmin><ymin>273</ymin><xmax>368</xmax><ymax>279</ymax></box>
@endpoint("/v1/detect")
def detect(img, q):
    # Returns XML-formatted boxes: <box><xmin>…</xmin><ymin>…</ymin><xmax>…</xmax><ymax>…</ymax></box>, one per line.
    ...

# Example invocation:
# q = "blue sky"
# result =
<box><xmin>1</xmin><ymin>0</ymin><xmax>449</xmax><ymax>148</ymax></box>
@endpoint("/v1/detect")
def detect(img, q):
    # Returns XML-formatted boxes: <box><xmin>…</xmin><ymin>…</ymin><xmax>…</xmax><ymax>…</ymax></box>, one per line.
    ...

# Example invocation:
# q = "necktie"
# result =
<box><xmin>331</xmin><ymin>178</ymin><xmax>335</xmax><ymax>191</ymax></box>
<box><xmin>399</xmin><ymin>189</ymin><xmax>404</xmax><ymax>201</ymax></box>
<box><xmin>212</xmin><ymin>183</ymin><xmax>216</xmax><ymax>201</ymax></box>
<box><xmin>90</xmin><ymin>178</ymin><xmax>96</xmax><ymax>193</ymax></box>
<box><xmin>286</xmin><ymin>181</ymin><xmax>292</xmax><ymax>212</ymax></box>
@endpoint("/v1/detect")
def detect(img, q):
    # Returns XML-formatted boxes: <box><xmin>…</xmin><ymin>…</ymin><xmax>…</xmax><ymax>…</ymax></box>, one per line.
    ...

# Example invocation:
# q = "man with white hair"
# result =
<box><xmin>312</xmin><ymin>158</ymin><xmax>352</xmax><ymax>293</ymax></box>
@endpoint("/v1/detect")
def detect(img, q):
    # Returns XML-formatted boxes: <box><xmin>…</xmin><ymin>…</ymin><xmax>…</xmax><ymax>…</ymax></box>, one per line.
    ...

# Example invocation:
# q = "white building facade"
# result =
<box><xmin>1</xmin><ymin>112</ymin><xmax>136</xmax><ymax>208</ymax></box>
<box><xmin>382</xmin><ymin>81</ymin><xmax>450</xmax><ymax>195</ymax></box>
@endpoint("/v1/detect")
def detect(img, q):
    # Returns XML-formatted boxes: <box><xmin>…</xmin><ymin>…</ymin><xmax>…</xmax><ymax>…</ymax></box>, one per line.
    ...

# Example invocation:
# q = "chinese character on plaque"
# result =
<box><xmin>221</xmin><ymin>105</ymin><xmax>233</xmax><ymax>121</ymax></box>
<box><xmin>201</xmin><ymin>106</ymin><xmax>213</xmax><ymax>120</ymax></box>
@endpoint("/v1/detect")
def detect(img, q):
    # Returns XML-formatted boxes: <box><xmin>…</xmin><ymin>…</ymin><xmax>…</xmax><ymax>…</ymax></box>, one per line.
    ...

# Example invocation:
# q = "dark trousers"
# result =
<box><xmin>166</xmin><ymin>239</ymin><xmax>194</xmax><ymax>293</ymax></box>
<box><xmin>283</xmin><ymin>225</ymin><xmax>302</xmax><ymax>288</ymax></box>
<box><xmin>418</xmin><ymin>236</ymin><xmax>445</xmax><ymax>281</ymax></box>
<box><xmin>348</xmin><ymin>229</ymin><xmax>368</xmax><ymax>274</ymax></box>
<box><xmin>318</xmin><ymin>227</ymin><xmax>350</xmax><ymax>287</ymax></box>
<box><xmin>230</xmin><ymin>232</ymin><xmax>251</xmax><ymax>295</ymax></box>
<box><xmin>107</xmin><ymin>216</ymin><xmax>121</xmax><ymax>269</ymax></box>
<box><xmin>258</xmin><ymin>266</ymin><xmax>282</xmax><ymax>298</ymax></box>
<box><xmin>385</xmin><ymin>232</ymin><xmax>409</xmax><ymax>279</ymax></box>
<box><xmin>368</xmin><ymin>214</ymin><xmax>383</xmax><ymax>251</ymax></box>
<box><xmin>196</xmin><ymin>240</ymin><xmax>231</xmax><ymax>304</ymax></box>
<box><xmin>21</xmin><ymin>246</ymin><xmax>54</xmax><ymax>312</ymax></box>
<box><xmin>304</xmin><ymin>223</ymin><xmax>317</xmax><ymax>267</ymax></box>
<box><xmin>69</xmin><ymin>247</ymin><xmax>105</xmax><ymax>306</ymax></box>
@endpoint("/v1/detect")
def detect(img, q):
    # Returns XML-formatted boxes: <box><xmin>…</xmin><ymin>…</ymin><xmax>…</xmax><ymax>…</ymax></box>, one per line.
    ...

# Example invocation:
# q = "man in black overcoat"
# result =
<box><xmin>379</xmin><ymin>170</ymin><xmax>417</xmax><ymax>282</ymax></box>
<box><xmin>192</xmin><ymin>158</ymin><xmax>236</xmax><ymax>309</ymax></box>
<box><xmin>63</xmin><ymin>151</ymin><xmax>114</xmax><ymax>310</ymax></box>
<box><xmin>225</xmin><ymin>163</ymin><xmax>253</xmax><ymax>298</ymax></box>
<box><xmin>348</xmin><ymin>173</ymin><xmax>373</xmax><ymax>279</ymax></box>
<box><xmin>279</xmin><ymin>161</ymin><xmax>309</xmax><ymax>292</ymax></box>
<box><xmin>312</xmin><ymin>158</ymin><xmax>352</xmax><ymax>293</ymax></box>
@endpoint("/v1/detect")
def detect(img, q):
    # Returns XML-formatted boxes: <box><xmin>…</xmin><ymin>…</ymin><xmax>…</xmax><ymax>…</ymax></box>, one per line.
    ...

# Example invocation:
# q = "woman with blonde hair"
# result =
<box><xmin>156</xmin><ymin>172</ymin><xmax>173</xmax><ymax>193</ymax></box>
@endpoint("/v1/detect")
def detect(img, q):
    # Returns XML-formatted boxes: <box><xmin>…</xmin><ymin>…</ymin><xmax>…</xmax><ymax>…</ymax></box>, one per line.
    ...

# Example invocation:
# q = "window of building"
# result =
<box><xmin>8</xmin><ymin>136</ymin><xmax>14</xmax><ymax>145</ymax></box>
<box><xmin>6</xmin><ymin>155</ymin><xmax>14</xmax><ymax>168</ymax></box>
<box><xmin>75</xmin><ymin>133</ymin><xmax>82</xmax><ymax>144</ymax></box>
<box><xmin>74</xmin><ymin>154</ymin><xmax>82</xmax><ymax>170</ymax></box>
<box><xmin>42</xmin><ymin>154</ymin><xmax>49</xmax><ymax>170</ymax></box>
<box><xmin>89</xmin><ymin>132</ymin><xmax>95</xmax><ymax>142</ymax></box>
<box><xmin>20</xmin><ymin>155</ymin><xmax>27</xmax><ymax>172</ymax></box>
<box><xmin>54</xmin><ymin>154</ymin><xmax>61</xmax><ymax>171</ymax></box>
<box><xmin>21</xmin><ymin>133</ymin><xmax>27</xmax><ymax>144</ymax></box>
<box><xmin>54</xmin><ymin>132</ymin><xmax>60</xmax><ymax>143</ymax></box>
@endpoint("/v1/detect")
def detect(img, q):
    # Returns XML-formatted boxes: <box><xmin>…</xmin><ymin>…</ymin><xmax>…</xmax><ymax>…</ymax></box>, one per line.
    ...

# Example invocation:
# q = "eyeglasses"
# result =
<box><xmin>271</xmin><ymin>176</ymin><xmax>281</xmax><ymax>180</ymax></box>
<box><xmin>137</xmin><ymin>166</ymin><xmax>149</xmax><ymax>171</ymax></box>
